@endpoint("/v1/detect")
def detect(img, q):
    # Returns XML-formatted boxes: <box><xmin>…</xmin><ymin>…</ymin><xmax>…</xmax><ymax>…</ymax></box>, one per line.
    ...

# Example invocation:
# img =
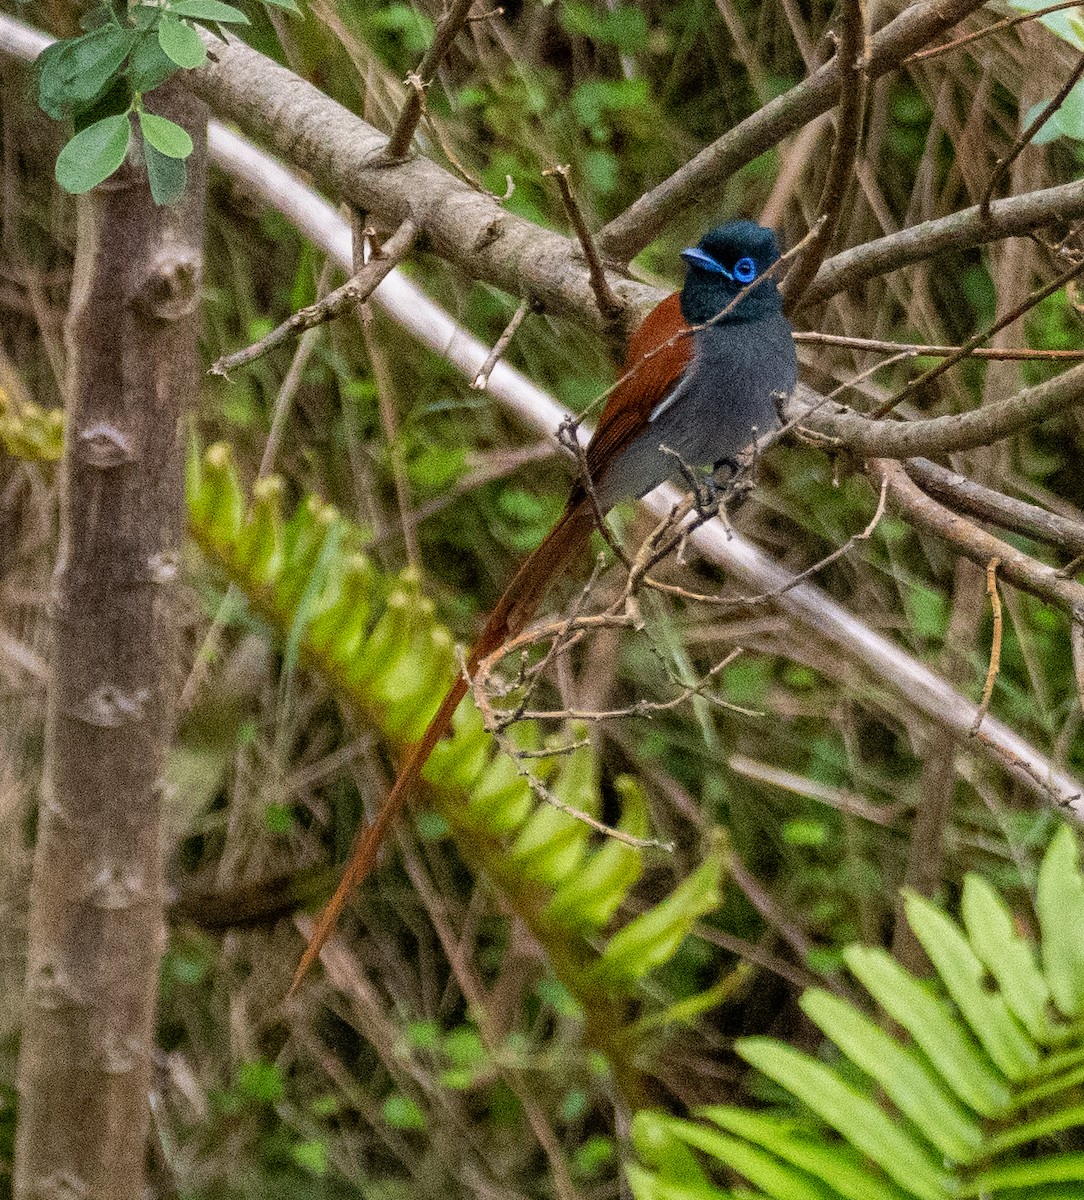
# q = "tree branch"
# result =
<box><xmin>597</xmin><ymin>0</ymin><xmax>988</xmax><ymax>261</ymax></box>
<box><xmin>178</xmin><ymin>30</ymin><xmax>654</xmax><ymax>338</ymax></box>
<box><xmin>800</xmin><ymin>179</ymin><xmax>1084</xmax><ymax>307</ymax></box>
<box><xmin>788</xmin><ymin>364</ymin><xmax>1084</xmax><ymax>459</ymax></box>
<box><xmin>869</xmin><ymin>459</ymin><xmax>1084</xmax><ymax>621</ymax></box>
<box><xmin>904</xmin><ymin>458</ymin><xmax>1084</xmax><ymax>557</ymax></box>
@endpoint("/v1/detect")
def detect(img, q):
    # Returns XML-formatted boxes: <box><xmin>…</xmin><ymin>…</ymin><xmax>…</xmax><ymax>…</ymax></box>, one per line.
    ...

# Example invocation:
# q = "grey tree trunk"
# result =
<box><xmin>15</xmin><ymin>82</ymin><xmax>206</xmax><ymax>1200</ymax></box>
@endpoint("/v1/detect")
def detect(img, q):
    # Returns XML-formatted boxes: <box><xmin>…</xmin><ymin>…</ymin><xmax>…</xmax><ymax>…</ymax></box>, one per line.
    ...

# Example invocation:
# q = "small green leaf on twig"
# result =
<box><xmin>55</xmin><ymin>113</ymin><xmax>131</xmax><ymax>194</ymax></box>
<box><xmin>158</xmin><ymin>15</ymin><xmax>207</xmax><ymax>68</ymax></box>
<box><xmin>138</xmin><ymin>111</ymin><xmax>193</xmax><ymax>158</ymax></box>
<box><xmin>169</xmin><ymin>0</ymin><xmax>251</xmax><ymax>23</ymax></box>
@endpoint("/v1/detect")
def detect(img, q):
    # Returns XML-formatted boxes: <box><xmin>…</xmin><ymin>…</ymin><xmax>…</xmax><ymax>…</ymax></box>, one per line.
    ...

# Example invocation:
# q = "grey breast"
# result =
<box><xmin>594</xmin><ymin>313</ymin><xmax>796</xmax><ymax>509</ymax></box>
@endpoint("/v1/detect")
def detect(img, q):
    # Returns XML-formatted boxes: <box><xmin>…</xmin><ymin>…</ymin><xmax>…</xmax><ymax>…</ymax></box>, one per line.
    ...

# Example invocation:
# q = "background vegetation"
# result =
<box><xmin>2</xmin><ymin>0</ymin><xmax>1084</xmax><ymax>1196</ymax></box>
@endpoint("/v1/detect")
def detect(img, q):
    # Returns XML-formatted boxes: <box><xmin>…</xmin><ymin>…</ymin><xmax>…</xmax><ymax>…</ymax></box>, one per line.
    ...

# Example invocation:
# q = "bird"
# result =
<box><xmin>291</xmin><ymin>219</ymin><xmax>797</xmax><ymax>989</ymax></box>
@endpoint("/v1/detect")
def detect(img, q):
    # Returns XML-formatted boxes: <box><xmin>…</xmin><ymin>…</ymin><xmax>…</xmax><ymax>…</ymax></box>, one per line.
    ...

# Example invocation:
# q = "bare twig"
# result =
<box><xmin>909</xmin><ymin>1</ymin><xmax>1084</xmax><ymax>63</ymax></box>
<box><xmin>210</xmin><ymin>218</ymin><xmax>418</xmax><ymax>375</ymax></box>
<box><xmin>781</xmin><ymin>0</ymin><xmax>869</xmax><ymax>309</ymax></box>
<box><xmin>980</xmin><ymin>50</ymin><xmax>1084</xmax><ymax>221</ymax></box>
<box><xmin>471</xmin><ymin>297</ymin><xmax>533</xmax><ymax>390</ymax></box>
<box><xmin>643</xmin><ymin>473</ymin><xmax>889</xmax><ymax>611</ymax></box>
<box><xmin>794</xmin><ymin>330</ymin><xmax>1084</xmax><ymax>362</ymax></box>
<box><xmin>543</xmin><ymin>165</ymin><xmax>622</xmax><ymax>319</ymax></box>
<box><xmin>970</xmin><ymin>558</ymin><xmax>1003</xmax><ymax>734</ymax></box>
<box><xmin>382</xmin><ymin>0</ymin><xmax>477</xmax><ymax>163</ymax></box>
<box><xmin>871</xmin><ymin>251</ymin><xmax>1084</xmax><ymax>418</ymax></box>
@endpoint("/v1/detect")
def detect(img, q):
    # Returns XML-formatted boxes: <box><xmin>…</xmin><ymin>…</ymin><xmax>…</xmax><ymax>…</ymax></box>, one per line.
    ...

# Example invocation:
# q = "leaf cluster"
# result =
<box><xmin>631</xmin><ymin>827</ymin><xmax>1084</xmax><ymax>1199</ymax></box>
<box><xmin>35</xmin><ymin>0</ymin><xmax>296</xmax><ymax>201</ymax></box>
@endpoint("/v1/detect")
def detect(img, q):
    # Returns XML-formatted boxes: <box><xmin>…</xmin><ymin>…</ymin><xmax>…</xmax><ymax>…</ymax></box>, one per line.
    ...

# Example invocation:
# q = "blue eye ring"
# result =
<box><xmin>733</xmin><ymin>256</ymin><xmax>757</xmax><ymax>284</ymax></box>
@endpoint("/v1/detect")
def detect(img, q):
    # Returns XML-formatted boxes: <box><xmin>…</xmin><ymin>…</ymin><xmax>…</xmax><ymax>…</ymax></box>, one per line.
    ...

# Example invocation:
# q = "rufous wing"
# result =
<box><xmin>581</xmin><ymin>292</ymin><xmax>692</xmax><ymax>492</ymax></box>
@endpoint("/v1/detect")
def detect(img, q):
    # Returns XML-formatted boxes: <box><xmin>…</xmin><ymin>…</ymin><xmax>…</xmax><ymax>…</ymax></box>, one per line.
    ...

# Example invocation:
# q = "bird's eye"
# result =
<box><xmin>733</xmin><ymin>256</ymin><xmax>757</xmax><ymax>283</ymax></box>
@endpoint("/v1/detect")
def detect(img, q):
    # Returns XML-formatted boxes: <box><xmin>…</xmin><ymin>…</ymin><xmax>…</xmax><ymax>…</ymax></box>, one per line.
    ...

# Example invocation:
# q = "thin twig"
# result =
<box><xmin>382</xmin><ymin>0</ymin><xmax>477</xmax><ymax>163</ymax></box>
<box><xmin>980</xmin><ymin>49</ymin><xmax>1084</xmax><ymax>221</ymax></box>
<box><xmin>644</xmin><ymin>473</ymin><xmax>889</xmax><ymax>610</ymax></box>
<box><xmin>794</xmin><ymin>330</ymin><xmax>1084</xmax><ymax>362</ymax></box>
<box><xmin>543</xmin><ymin>164</ymin><xmax>622</xmax><ymax>319</ymax></box>
<box><xmin>781</xmin><ymin>0</ymin><xmax>869</xmax><ymax>309</ymax></box>
<box><xmin>471</xmin><ymin>297</ymin><xmax>533</xmax><ymax>389</ymax></box>
<box><xmin>908</xmin><ymin>1</ymin><xmax>1084</xmax><ymax>63</ymax></box>
<box><xmin>210</xmin><ymin>219</ymin><xmax>418</xmax><ymax>375</ymax></box>
<box><xmin>870</xmin><ymin>251</ymin><xmax>1084</xmax><ymax>418</ymax></box>
<box><xmin>970</xmin><ymin>557</ymin><xmax>1003</xmax><ymax>734</ymax></box>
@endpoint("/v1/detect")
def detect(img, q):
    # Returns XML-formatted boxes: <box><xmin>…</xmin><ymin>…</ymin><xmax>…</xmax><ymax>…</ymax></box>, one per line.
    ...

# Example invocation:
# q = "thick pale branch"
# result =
<box><xmin>179</xmin><ymin>30</ymin><xmax>654</xmax><ymax>338</ymax></box>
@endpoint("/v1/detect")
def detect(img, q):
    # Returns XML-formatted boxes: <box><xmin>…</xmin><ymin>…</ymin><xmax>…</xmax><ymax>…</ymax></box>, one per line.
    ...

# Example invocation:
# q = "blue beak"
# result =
<box><xmin>681</xmin><ymin>247</ymin><xmax>730</xmax><ymax>276</ymax></box>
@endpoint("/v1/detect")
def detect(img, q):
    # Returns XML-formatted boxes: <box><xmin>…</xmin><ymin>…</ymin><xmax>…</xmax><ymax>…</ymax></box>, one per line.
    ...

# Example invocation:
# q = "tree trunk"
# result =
<box><xmin>15</xmin><ymin>82</ymin><xmax>206</xmax><ymax>1200</ymax></box>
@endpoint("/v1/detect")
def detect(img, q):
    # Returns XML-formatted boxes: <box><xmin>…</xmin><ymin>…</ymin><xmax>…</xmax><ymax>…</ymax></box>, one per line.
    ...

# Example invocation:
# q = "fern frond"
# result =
<box><xmin>631</xmin><ymin>826</ymin><xmax>1084</xmax><ymax>1199</ymax></box>
<box><xmin>186</xmin><ymin>444</ymin><xmax>728</xmax><ymax>1101</ymax></box>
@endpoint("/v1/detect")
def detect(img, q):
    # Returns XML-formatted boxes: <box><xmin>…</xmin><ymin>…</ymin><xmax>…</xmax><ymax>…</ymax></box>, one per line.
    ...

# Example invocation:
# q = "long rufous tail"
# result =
<box><xmin>291</xmin><ymin>496</ymin><xmax>598</xmax><ymax>989</ymax></box>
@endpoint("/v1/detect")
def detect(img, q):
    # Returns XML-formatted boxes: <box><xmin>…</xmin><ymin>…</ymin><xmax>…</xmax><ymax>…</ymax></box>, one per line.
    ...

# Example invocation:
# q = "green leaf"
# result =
<box><xmin>698</xmin><ymin>1108</ymin><xmax>912</xmax><ymax>1200</ymax></box>
<box><xmin>664</xmin><ymin>1118</ymin><xmax>838</xmax><ymax>1200</ymax></box>
<box><xmin>382</xmin><ymin>1094</ymin><xmax>426</xmax><ymax>1131</ymax></box>
<box><xmin>144</xmin><ymin>140</ymin><xmax>188</xmax><ymax>205</ymax></box>
<box><xmin>844</xmin><ymin>945</ymin><xmax>1011</xmax><ymax>1116</ymax></box>
<box><xmin>55</xmin><ymin>113</ymin><xmax>131</xmax><ymax>194</ymax></box>
<box><xmin>290</xmin><ymin>1139</ymin><xmax>328</xmax><ymax>1176</ymax></box>
<box><xmin>38</xmin><ymin>26</ymin><xmax>136</xmax><ymax>119</ymax></box>
<box><xmin>630</xmin><ymin>1110</ymin><xmax>713</xmax><ymax>1187</ymax></box>
<box><xmin>736</xmin><ymin>1039</ymin><xmax>950</xmax><ymax>1200</ymax></box>
<box><xmin>904</xmin><ymin>890</ymin><xmax>1039</xmax><ymax>1081</ymax></box>
<box><xmin>158</xmin><ymin>15</ymin><xmax>207</xmax><ymax>68</ymax></box>
<box><xmin>138</xmin><ymin>111</ymin><xmax>193</xmax><ymax>158</ymax></box>
<box><xmin>168</xmin><ymin>0</ymin><xmax>250</xmax><ymax>23</ymax></box>
<box><xmin>1037</xmin><ymin>826</ymin><xmax>1084</xmax><ymax>1017</ymax></box>
<box><xmin>71</xmin><ymin>73</ymin><xmax>131</xmax><ymax>132</ymax></box>
<box><xmin>966</xmin><ymin>1152</ymin><xmax>1084</xmax><ymax>1193</ymax></box>
<box><xmin>261</xmin><ymin>0</ymin><xmax>302</xmax><ymax>11</ymax></box>
<box><xmin>128</xmin><ymin>31</ymin><xmax>179</xmax><ymax>93</ymax></box>
<box><xmin>544</xmin><ymin>776</ymin><xmax>646</xmax><ymax>932</ymax></box>
<box><xmin>800</xmin><ymin>987</ymin><xmax>983</xmax><ymax>1162</ymax></box>
<box><xmin>961</xmin><ymin>873</ymin><xmax>1053</xmax><ymax>1041</ymax></box>
<box><xmin>235</xmin><ymin>1059</ymin><xmax>284</xmax><ymax>1103</ymax></box>
<box><xmin>588</xmin><ymin>849</ymin><xmax>722</xmax><ymax>990</ymax></box>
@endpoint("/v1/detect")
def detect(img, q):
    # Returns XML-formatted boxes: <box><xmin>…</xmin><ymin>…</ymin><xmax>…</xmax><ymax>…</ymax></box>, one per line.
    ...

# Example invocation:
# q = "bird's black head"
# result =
<box><xmin>679</xmin><ymin>220</ymin><xmax>784</xmax><ymax>326</ymax></box>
